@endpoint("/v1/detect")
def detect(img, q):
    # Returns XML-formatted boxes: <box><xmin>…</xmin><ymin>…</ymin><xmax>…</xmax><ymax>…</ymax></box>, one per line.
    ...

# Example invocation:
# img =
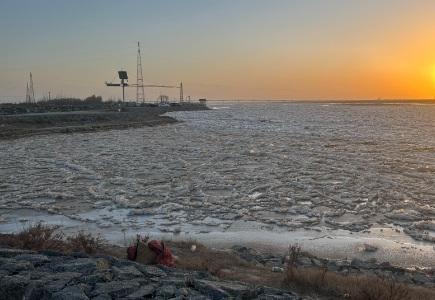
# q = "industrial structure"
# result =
<box><xmin>105</xmin><ymin>42</ymin><xmax>185</xmax><ymax>103</ymax></box>
<box><xmin>25</xmin><ymin>72</ymin><xmax>35</xmax><ymax>104</ymax></box>
<box><xmin>136</xmin><ymin>42</ymin><xmax>145</xmax><ymax>103</ymax></box>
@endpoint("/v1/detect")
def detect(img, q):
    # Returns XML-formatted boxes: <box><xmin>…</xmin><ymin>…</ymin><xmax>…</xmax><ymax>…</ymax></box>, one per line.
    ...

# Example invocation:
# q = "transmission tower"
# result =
<box><xmin>136</xmin><ymin>42</ymin><xmax>145</xmax><ymax>103</ymax></box>
<box><xmin>25</xmin><ymin>82</ymin><xmax>30</xmax><ymax>103</ymax></box>
<box><xmin>26</xmin><ymin>72</ymin><xmax>35</xmax><ymax>103</ymax></box>
<box><xmin>179</xmin><ymin>82</ymin><xmax>184</xmax><ymax>102</ymax></box>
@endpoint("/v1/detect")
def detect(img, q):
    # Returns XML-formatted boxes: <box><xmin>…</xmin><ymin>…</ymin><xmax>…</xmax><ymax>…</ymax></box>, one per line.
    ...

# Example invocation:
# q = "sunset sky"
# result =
<box><xmin>1</xmin><ymin>0</ymin><xmax>435</xmax><ymax>102</ymax></box>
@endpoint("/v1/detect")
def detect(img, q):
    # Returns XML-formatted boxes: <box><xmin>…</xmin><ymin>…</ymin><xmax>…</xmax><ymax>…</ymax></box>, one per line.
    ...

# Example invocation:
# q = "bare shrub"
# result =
<box><xmin>286</xmin><ymin>244</ymin><xmax>301</xmax><ymax>281</ymax></box>
<box><xmin>0</xmin><ymin>223</ymin><xmax>106</xmax><ymax>255</ymax></box>
<box><xmin>66</xmin><ymin>231</ymin><xmax>106</xmax><ymax>254</ymax></box>
<box><xmin>0</xmin><ymin>223</ymin><xmax>64</xmax><ymax>251</ymax></box>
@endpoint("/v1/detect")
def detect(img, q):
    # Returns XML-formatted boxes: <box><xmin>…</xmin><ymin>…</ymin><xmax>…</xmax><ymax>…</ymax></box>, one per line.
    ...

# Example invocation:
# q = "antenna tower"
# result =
<box><xmin>179</xmin><ymin>82</ymin><xmax>184</xmax><ymax>102</ymax></box>
<box><xmin>29</xmin><ymin>72</ymin><xmax>36</xmax><ymax>103</ymax></box>
<box><xmin>136</xmin><ymin>42</ymin><xmax>145</xmax><ymax>103</ymax></box>
<box><xmin>26</xmin><ymin>72</ymin><xmax>35</xmax><ymax>103</ymax></box>
<box><xmin>25</xmin><ymin>82</ymin><xmax>30</xmax><ymax>103</ymax></box>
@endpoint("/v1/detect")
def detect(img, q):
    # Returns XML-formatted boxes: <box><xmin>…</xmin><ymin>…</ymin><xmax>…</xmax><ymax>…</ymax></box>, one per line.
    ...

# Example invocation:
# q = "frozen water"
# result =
<box><xmin>1</xmin><ymin>102</ymin><xmax>435</xmax><ymax>266</ymax></box>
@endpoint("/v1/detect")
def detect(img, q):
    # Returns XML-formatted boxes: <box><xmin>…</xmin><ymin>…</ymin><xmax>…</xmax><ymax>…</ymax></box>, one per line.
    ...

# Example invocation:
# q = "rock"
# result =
<box><xmin>54</xmin><ymin>258</ymin><xmax>96</xmax><ymax>274</ymax></box>
<box><xmin>2</xmin><ymin>260</ymin><xmax>34</xmax><ymax>274</ymax></box>
<box><xmin>188</xmin><ymin>296</ymin><xmax>213</xmax><ymax>300</ymax></box>
<box><xmin>126</xmin><ymin>284</ymin><xmax>157</xmax><ymax>299</ymax></box>
<box><xmin>177</xmin><ymin>287</ymin><xmax>190</xmax><ymax>297</ymax></box>
<box><xmin>0</xmin><ymin>248</ymin><xmax>35</xmax><ymax>258</ymax></box>
<box><xmin>40</xmin><ymin>250</ymin><xmax>65</xmax><ymax>257</ymax></box>
<box><xmin>48</xmin><ymin>272</ymin><xmax>83</xmax><ymax>282</ymax></box>
<box><xmin>0</xmin><ymin>275</ymin><xmax>30</xmax><ymax>300</ymax></box>
<box><xmin>42</xmin><ymin>272</ymin><xmax>83</xmax><ymax>293</ymax></box>
<box><xmin>52</xmin><ymin>286</ymin><xmax>89</xmax><ymax>300</ymax></box>
<box><xmin>0</xmin><ymin>248</ymin><xmax>308</xmax><ymax>299</ymax></box>
<box><xmin>15</xmin><ymin>254</ymin><xmax>50</xmax><ymax>266</ymax></box>
<box><xmin>194</xmin><ymin>280</ymin><xmax>230</xmax><ymax>299</ymax></box>
<box><xmin>350</xmin><ymin>258</ymin><xmax>376</xmax><ymax>270</ymax></box>
<box><xmin>112</xmin><ymin>265</ymin><xmax>143</xmax><ymax>280</ymax></box>
<box><xmin>70</xmin><ymin>252</ymin><xmax>90</xmax><ymax>259</ymax></box>
<box><xmin>256</xmin><ymin>294</ymin><xmax>296</xmax><ymax>300</ymax></box>
<box><xmin>160</xmin><ymin>278</ymin><xmax>187</xmax><ymax>288</ymax></box>
<box><xmin>23</xmin><ymin>280</ymin><xmax>51</xmax><ymax>300</ymax></box>
<box><xmin>195</xmin><ymin>280</ymin><xmax>252</xmax><ymax>298</ymax></box>
<box><xmin>91</xmin><ymin>295</ymin><xmax>111</xmax><ymax>300</ymax></box>
<box><xmin>135</xmin><ymin>264</ymin><xmax>167</xmax><ymax>277</ymax></box>
<box><xmin>80</xmin><ymin>272</ymin><xmax>113</xmax><ymax>285</ymax></box>
<box><xmin>45</xmin><ymin>279</ymin><xmax>70</xmax><ymax>293</ymax></box>
<box><xmin>91</xmin><ymin>280</ymin><xmax>141</xmax><ymax>298</ymax></box>
<box><xmin>156</xmin><ymin>284</ymin><xmax>176</xmax><ymax>298</ymax></box>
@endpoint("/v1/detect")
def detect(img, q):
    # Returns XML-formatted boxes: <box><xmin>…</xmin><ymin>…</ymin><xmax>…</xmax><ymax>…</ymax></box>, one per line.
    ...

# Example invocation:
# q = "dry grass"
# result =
<box><xmin>283</xmin><ymin>245</ymin><xmax>435</xmax><ymax>300</ymax></box>
<box><xmin>0</xmin><ymin>223</ymin><xmax>65</xmax><ymax>251</ymax></box>
<box><xmin>0</xmin><ymin>223</ymin><xmax>106</xmax><ymax>255</ymax></box>
<box><xmin>165</xmin><ymin>240</ymin><xmax>284</xmax><ymax>287</ymax></box>
<box><xmin>165</xmin><ymin>240</ymin><xmax>249</xmax><ymax>272</ymax></box>
<box><xmin>1</xmin><ymin>225</ymin><xmax>434</xmax><ymax>299</ymax></box>
<box><xmin>66</xmin><ymin>231</ymin><xmax>106</xmax><ymax>254</ymax></box>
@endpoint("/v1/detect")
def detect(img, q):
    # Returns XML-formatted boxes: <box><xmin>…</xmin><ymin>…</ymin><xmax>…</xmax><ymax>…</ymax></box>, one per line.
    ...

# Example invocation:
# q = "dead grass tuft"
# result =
<box><xmin>66</xmin><ymin>231</ymin><xmax>106</xmax><ymax>254</ymax></box>
<box><xmin>0</xmin><ymin>223</ymin><xmax>65</xmax><ymax>251</ymax></box>
<box><xmin>0</xmin><ymin>222</ymin><xmax>106</xmax><ymax>255</ymax></box>
<box><xmin>283</xmin><ymin>245</ymin><xmax>434</xmax><ymax>300</ymax></box>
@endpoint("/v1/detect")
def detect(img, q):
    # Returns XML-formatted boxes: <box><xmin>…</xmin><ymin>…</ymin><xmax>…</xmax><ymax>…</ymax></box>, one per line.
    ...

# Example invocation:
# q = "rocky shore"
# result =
<box><xmin>0</xmin><ymin>248</ymin><xmax>300</xmax><ymax>300</ymax></box>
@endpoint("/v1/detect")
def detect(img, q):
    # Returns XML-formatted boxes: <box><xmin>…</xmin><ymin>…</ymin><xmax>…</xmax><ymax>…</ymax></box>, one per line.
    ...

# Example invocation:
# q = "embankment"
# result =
<box><xmin>0</xmin><ymin>104</ymin><xmax>208</xmax><ymax>140</ymax></box>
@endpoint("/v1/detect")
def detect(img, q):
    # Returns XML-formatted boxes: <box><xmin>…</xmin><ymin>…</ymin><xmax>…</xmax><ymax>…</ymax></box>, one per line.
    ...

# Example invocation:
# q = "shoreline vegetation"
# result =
<box><xmin>0</xmin><ymin>224</ymin><xmax>434</xmax><ymax>300</ymax></box>
<box><xmin>0</xmin><ymin>96</ymin><xmax>208</xmax><ymax>140</ymax></box>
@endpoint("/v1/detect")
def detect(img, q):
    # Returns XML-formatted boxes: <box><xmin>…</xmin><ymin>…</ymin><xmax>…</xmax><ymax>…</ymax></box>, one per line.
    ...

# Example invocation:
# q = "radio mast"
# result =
<box><xmin>136</xmin><ymin>42</ymin><xmax>145</xmax><ymax>103</ymax></box>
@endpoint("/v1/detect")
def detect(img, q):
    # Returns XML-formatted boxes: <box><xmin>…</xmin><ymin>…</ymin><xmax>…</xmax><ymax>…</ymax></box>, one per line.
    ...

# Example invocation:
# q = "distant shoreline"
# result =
<box><xmin>207</xmin><ymin>99</ymin><xmax>435</xmax><ymax>105</ymax></box>
<box><xmin>0</xmin><ymin>103</ymin><xmax>208</xmax><ymax>140</ymax></box>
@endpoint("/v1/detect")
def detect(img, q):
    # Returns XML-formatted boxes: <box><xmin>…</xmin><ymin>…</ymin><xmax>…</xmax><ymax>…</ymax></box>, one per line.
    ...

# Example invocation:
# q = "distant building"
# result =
<box><xmin>199</xmin><ymin>98</ymin><xmax>207</xmax><ymax>105</ymax></box>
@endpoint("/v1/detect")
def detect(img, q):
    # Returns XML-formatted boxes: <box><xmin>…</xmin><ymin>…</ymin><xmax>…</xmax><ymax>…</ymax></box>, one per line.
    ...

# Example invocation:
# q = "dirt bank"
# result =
<box><xmin>0</xmin><ymin>104</ymin><xmax>208</xmax><ymax>140</ymax></box>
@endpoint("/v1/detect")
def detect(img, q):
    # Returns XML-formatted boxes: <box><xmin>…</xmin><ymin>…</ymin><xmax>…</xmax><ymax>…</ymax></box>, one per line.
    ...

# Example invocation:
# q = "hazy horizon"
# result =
<box><xmin>2</xmin><ymin>0</ymin><xmax>435</xmax><ymax>103</ymax></box>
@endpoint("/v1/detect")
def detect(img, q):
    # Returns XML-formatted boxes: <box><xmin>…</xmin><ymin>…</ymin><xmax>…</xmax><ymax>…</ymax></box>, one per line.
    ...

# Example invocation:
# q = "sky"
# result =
<box><xmin>1</xmin><ymin>0</ymin><xmax>435</xmax><ymax>102</ymax></box>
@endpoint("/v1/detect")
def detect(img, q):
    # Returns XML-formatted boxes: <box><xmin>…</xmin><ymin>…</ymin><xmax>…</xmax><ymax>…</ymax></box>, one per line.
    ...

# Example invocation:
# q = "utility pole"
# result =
<box><xmin>136</xmin><ymin>42</ymin><xmax>145</xmax><ymax>103</ymax></box>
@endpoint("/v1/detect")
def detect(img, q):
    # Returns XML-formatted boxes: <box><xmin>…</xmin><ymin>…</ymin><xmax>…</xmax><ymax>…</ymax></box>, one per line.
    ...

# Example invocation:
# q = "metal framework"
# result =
<box><xmin>26</xmin><ymin>72</ymin><xmax>35</xmax><ymax>103</ymax></box>
<box><xmin>105</xmin><ymin>43</ymin><xmax>185</xmax><ymax>103</ymax></box>
<box><xmin>179</xmin><ymin>82</ymin><xmax>183</xmax><ymax>102</ymax></box>
<box><xmin>136</xmin><ymin>42</ymin><xmax>145</xmax><ymax>103</ymax></box>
